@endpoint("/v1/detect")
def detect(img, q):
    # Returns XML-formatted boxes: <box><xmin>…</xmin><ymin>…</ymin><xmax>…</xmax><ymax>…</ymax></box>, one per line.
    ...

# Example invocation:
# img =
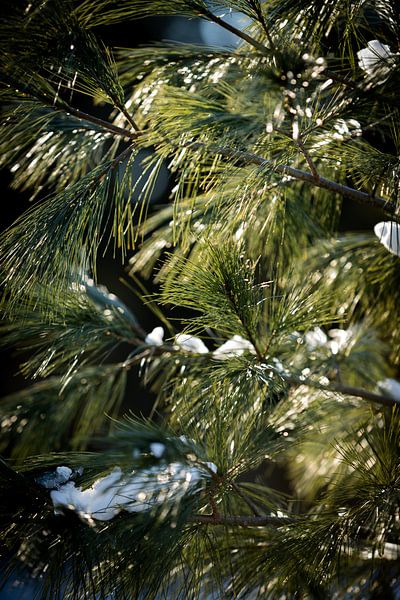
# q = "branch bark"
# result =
<box><xmin>200</xmin><ymin>8</ymin><xmax>270</xmax><ymax>57</ymax></box>
<box><xmin>63</xmin><ymin>104</ymin><xmax>139</xmax><ymax>140</ymax></box>
<box><xmin>188</xmin><ymin>142</ymin><xmax>397</xmax><ymax>214</ymax></box>
<box><xmin>121</xmin><ymin>345</ymin><xmax>399</xmax><ymax>409</ymax></box>
<box><xmin>190</xmin><ymin>513</ymin><xmax>293</xmax><ymax>527</ymax></box>
<box><xmin>281</xmin><ymin>373</ymin><xmax>398</xmax><ymax>409</ymax></box>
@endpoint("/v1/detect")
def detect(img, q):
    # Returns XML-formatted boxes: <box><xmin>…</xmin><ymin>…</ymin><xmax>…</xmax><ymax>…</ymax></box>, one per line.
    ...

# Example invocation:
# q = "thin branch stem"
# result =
<box><xmin>17</xmin><ymin>78</ymin><xmax>396</xmax><ymax>215</ymax></box>
<box><xmin>116</xmin><ymin>102</ymin><xmax>141</xmax><ymax>133</ymax></box>
<box><xmin>187</xmin><ymin>142</ymin><xmax>397</xmax><ymax>215</ymax></box>
<box><xmin>121</xmin><ymin>342</ymin><xmax>398</xmax><ymax>410</ymax></box>
<box><xmin>108</xmin><ymin>142</ymin><xmax>136</xmax><ymax>166</ymax></box>
<box><xmin>276</xmin><ymin>128</ymin><xmax>319</xmax><ymax>181</ymax></box>
<box><xmin>63</xmin><ymin>103</ymin><xmax>138</xmax><ymax>140</ymax></box>
<box><xmin>3</xmin><ymin>75</ymin><xmax>139</xmax><ymax>141</ymax></box>
<box><xmin>190</xmin><ymin>513</ymin><xmax>293</xmax><ymax>527</ymax></box>
<box><xmin>281</xmin><ymin>373</ymin><xmax>398</xmax><ymax>409</ymax></box>
<box><xmin>296</xmin><ymin>137</ymin><xmax>319</xmax><ymax>181</ymax></box>
<box><xmin>200</xmin><ymin>8</ymin><xmax>270</xmax><ymax>57</ymax></box>
<box><xmin>248</xmin><ymin>0</ymin><xmax>276</xmax><ymax>52</ymax></box>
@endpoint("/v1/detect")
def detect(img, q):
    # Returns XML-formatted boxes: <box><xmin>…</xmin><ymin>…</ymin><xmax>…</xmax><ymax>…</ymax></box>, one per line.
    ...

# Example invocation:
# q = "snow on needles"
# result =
<box><xmin>212</xmin><ymin>335</ymin><xmax>256</xmax><ymax>359</ymax></box>
<box><xmin>49</xmin><ymin>460</ymin><xmax>215</xmax><ymax>522</ymax></box>
<box><xmin>145</xmin><ymin>327</ymin><xmax>256</xmax><ymax>359</ymax></box>
<box><xmin>305</xmin><ymin>327</ymin><xmax>353</xmax><ymax>355</ymax></box>
<box><xmin>377</xmin><ymin>378</ymin><xmax>400</xmax><ymax>402</ymax></box>
<box><xmin>357</xmin><ymin>40</ymin><xmax>394</xmax><ymax>77</ymax></box>
<box><xmin>374</xmin><ymin>222</ymin><xmax>400</xmax><ymax>258</ymax></box>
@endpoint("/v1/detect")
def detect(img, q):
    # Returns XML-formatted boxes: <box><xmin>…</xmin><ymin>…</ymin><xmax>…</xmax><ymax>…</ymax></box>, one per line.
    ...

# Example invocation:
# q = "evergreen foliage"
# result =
<box><xmin>0</xmin><ymin>0</ymin><xmax>400</xmax><ymax>597</ymax></box>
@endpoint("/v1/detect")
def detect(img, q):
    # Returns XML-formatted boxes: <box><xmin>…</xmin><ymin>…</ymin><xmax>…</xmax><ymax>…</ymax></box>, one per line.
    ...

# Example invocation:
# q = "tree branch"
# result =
<box><xmin>190</xmin><ymin>513</ymin><xmax>293</xmax><ymax>527</ymax></box>
<box><xmin>116</xmin><ymin>101</ymin><xmax>141</xmax><ymax>133</ymax></box>
<box><xmin>3</xmin><ymin>75</ymin><xmax>139</xmax><ymax>141</ymax></box>
<box><xmin>296</xmin><ymin>137</ymin><xmax>320</xmax><ymax>181</ymax></box>
<box><xmin>63</xmin><ymin>103</ymin><xmax>138</xmax><ymax>140</ymax></box>
<box><xmin>187</xmin><ymin>142</ymin><xmax>397</xmax><ymax>215</ymax></box>
<box><xmin>281</xmin><ymin>373</ymin><xmax>398</xmax><ymax>409</ymax></box>
<box><xmin>121</xmin><ymin>343</ymin><xmax>399</xmax><ymax>410</ymax></box>
<box><xmin>276</xmin><ymin>127</ymin><xmax>320</xmax><ymax>181</ymax></box>
<box><xmin>200</xmin><ymin>8</ymin><xmax>270</xmax><ymax>57</ymax></box>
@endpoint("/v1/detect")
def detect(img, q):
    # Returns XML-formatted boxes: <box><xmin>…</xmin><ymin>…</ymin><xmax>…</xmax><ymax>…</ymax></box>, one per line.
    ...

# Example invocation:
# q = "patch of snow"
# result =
<box><xmin>374</xmin><ymin>221</ymin><xmax>400</xmax><ymax>258</ymax></box>
<box><xmin>377</xmin><ymin>378</ymin><xmax>400</xmax><ymax>402</ymax></box>
<box><xmin>357</xmin><ymin>40</ymin><xmax>393</xmax><ymax>77</ymax></box>
<box><xmin>328</xmin><ymin>328</ymin><xmax>352</xmax><ymax>355</ymax></box>
<box><xmin>304</xmin><ymin>327</ymin><xmax>327</xmax><ymax>350</ymax></box>
<box><xmin>36</xmin><ymin>465</ymin><xmax>73</xmax><ymax>490</ymax></box>
<box><xmin>213</xmin><ymin>335</ymin><xmax>255</xmax><ymax>359</ymax></box>
<box><xmin>49</xmin><ymin>462</ymin><xmax>213</xmax><ymax>522</ymax></box>
<box><xmin>304</xmin><ymin>327</ymin><xmax>352</xmax><ymax>355</ymax></box>
<box><xmin>150</xmin><ymin>442</ymin><xmax>166</xmax><ymax>458</ymax></box>
<box><xmin>175</xmin><ymin>333</ymin><xmax>209</xmax><ymax>354</ymax></box>
<box><xmin>145</xmin><ymin>326</ymin><xmax>164</xmax><ymax>346</ymax></box>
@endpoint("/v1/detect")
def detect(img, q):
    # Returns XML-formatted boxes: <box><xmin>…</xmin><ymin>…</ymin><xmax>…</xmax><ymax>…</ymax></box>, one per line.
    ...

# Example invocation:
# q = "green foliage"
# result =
<box><xmin>0</xmin><ymin>0</ymin><xmax>124</xmax><ymax>105</ymax></box>
<box><xmin>0</xmin><ymin>150</ymin><xmax>145</xmax><ymax>307</ymax></box>
<box><xmin>0</xmin><ymin>366</ymin><xmax>127</xmax><ymax>458</ymax></box>
<box><xmin>0</xmin><ymin>283</ymin><xmax>139</xmax><ymax>378</ymax></box>
<box><xmin>0</xmin><ymin>420</ymin><xmax>215</xmax><ymax>599</ymax></box>
<box><xmin>0</xmin><ymin>97</ymin><xmax>115</xmax><ymax>197</ymax></box>
<box><xmin>0</xmin><ymin>0</ymin><xmax>400</xmax><ymax>598</ymax></box>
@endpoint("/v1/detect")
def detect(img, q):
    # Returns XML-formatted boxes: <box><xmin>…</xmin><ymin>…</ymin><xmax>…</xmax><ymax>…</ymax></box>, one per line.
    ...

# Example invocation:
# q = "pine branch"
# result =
<box><xmin>191</xmin><ymin>513</ymin><xmax>293</xmax><ymax>526</ymax></box>
<box><xmin>65</xmin><ymin>104</ymin><xmax>138</xmax><ymax>139</ymax></box>
<box><xmin>199</xmin><ymin>7</ymin><xmax>270</xmax><ymax>57</ymax></box>
<box><xmin>275</xmin><ymin>127</ymin><xmax>320</xmax><ymax>181</ymax></box>
<box><xmin>116</xmin><ymin>101</ymin><xmax>141</xmax><ymax>133</ymax></box>
<box><xmin>282</xmin><ymin>374</ymin><xmax>398</xmax><ymax>409</ymax></box>
<box><xmin>187</xmin><ymin>142</ymin><xmax>397</xmax><ymax>215</ymax></box>
<box><xmin>2</xmin><ymin>75</ymin><xmax>138</xmax><ymax>141</ymax></box>
<box><xmin>123</xmin><ymin>341</ymin><xmax>398</xmax><ymax>411</ymax></box>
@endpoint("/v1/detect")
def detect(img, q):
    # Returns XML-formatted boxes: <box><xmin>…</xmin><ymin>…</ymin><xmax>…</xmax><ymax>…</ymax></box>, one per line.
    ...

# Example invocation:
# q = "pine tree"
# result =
<box><xmin>0</xmin><ymin>0</ymin><xmax>400</xmax><ymax>598</ymax></box>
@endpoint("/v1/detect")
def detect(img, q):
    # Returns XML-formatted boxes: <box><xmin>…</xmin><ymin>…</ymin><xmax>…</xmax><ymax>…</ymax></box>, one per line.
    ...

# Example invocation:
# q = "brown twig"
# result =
<box><xmin>200</xmin><ymin>8</ymin><xmax>270</xmax><ymax>57</ymax></box>
<box><xmin>117</xmin><ymin>102</ymin><xmax>141</xmax><ymax>133</ymax></box>
<box><xmin>121</xmin><ymin>341</ymin><xmax>399</xmax><ymax>409</ymax></box>
<box><xmin>280</xmin><ymin>373</ymin><xmax>398</xmax><ymax>409</ymax></box>
<box><xmin>296</xmin><ymin>136</ymin><xmax>320</xmax><ymax>181</ymax></box>
<box><xmin>190</xmin><ymin>513</ymin><xmax>293</xmax><ymax>527</ymax></box>
<box><xmin>187</xmin><ymin>142</ymin><xmax>397</xmax><ymax>214</ymax></box>
<box><xmin>275</xmin><ymin>127</ymin><xmax>320</xmax><ymax>181</ymax></box>
<box><xmin>63</xmin><ymin>103</ymin><xmax>138</xmax><ymax>140</ymax></box>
